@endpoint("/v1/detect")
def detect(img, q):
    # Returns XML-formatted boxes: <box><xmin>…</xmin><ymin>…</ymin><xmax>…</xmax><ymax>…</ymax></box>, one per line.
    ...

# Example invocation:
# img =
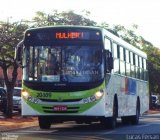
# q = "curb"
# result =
<box><xmin>0</xmin><ymin>125</ymin><xmax>37</xmax><ymax>132</ymax></box>
<box><xmin>0</xmin><ymin>116</ymin><xmax>38</xmax><ymax>132</ymax></box>
<box><xmin>144</xmin><ymin>110</ymin><xmax>160</xmax><ymax>115</ymax></box>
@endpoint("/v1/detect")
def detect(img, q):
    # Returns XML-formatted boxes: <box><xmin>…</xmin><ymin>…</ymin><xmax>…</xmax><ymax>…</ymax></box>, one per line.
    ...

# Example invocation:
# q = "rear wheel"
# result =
<box><xmin>121</xmin><ymin>99</ymin><xmax>140</xmax><ymax>125</ymax></box>
<box><xmin>131</xmin><ymin>101</ymin><xmax>140</xmax><ymax>125</ymax></box>
<box><xmin>38</xmin><ymin>116</ymin><xmax>52</xmax><ymax>129</ymax></box>
<box><xmin>76</xmin><ymin>120</ymin><xmax>84</xmax><ymax>124</ymax></box>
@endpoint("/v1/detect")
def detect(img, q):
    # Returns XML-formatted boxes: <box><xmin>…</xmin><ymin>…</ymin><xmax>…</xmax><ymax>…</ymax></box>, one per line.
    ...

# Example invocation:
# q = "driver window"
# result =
<box><xmin>46</xmin><ymin>48</ymin><xmax>60</xmax><ymax>75</ymax></box>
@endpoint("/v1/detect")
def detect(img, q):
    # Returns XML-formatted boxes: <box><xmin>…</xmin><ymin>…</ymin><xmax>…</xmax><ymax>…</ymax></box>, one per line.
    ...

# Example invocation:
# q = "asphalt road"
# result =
<box><xmin>1</xmin><ymin>113</ymin><xmax>160</xmax><ymax>140</ymax></box>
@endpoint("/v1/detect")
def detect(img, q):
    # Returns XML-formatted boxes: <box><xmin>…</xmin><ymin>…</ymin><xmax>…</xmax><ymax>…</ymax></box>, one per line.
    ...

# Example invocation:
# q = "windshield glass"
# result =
<box><xmin>23</xmin><ymin>45</ymin><xmax>104</xmax><ymax>83</ymax></box>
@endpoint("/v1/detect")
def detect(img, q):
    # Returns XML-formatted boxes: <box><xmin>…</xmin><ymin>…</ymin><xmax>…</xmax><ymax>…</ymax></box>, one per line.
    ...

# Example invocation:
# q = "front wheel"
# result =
<box><xmin>38</xmin><ymin>116</ymin><xmax>52</xmax><ymax>129</ymax></box>
<box><xmin>101</xmin><ymin>101</ymin><xmax>117</xmax><ymax>129</ymax></box>
<box><xmin>121</xmin><ymin>116</ymin><xmax>130</xmax><ymax>125</ymax></box>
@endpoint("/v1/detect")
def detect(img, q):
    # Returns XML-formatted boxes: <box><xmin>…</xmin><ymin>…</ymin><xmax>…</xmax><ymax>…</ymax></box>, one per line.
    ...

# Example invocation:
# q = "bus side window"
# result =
<box><xmin>120</xmin><ymin>46</ymin><xmax>125</xmax><ymax>75</ymax></box>
<box><xmin>139</xmin><ymin>57</ymin><xmax>143</xmax><ymax>80</ymax></box>
<box><xmin>130</xmin><ymin>52</ymin><xmax>135</xmax><ymax>78</ymax></box>
<box><xmin>104</xmin><ymin>37</ymin><xmax>112</xmax><ymax>52</ymax></box>
<box><xmin>113</xmin><ymin>43</ymin><xmax>120</xmax><ymax>74</ymax></box>
<box><xmin>125</xmin><ymin>49</ymin><xmax>130</xmax><ymax>76</ymax></box>
<box><xmin>135</xmin><ymin>54</ymin><xmax>140</xmax><ymax>79</ymax></box>
<box><xmin>143</xmin><ymin>58</ymin><xmax>148</xmax><ymax>81</ymax></box>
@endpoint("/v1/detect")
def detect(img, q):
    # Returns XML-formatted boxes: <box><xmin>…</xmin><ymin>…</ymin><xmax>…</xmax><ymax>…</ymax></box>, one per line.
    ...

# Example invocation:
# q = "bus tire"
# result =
<box><xmin>76</xmin><ymin>120</ymin><xmax>84</xmax><ymax>124</ymax></box>
<box><xmin>131</xmin><ymin>99</ymin><xmax>140</xmax><ymax>125</ymax></box>
<box><xmin>101</xmin><ymin>100</ymin><xmax>117</xmax><ymax>129</ymax></box>
<box><xmin>121</xmin><ymin>116</ymin><xmax>130</xmax><ymax>125</ymax></box>
<box><xmin>109</xmin><ymin>99</ymin><xmax>118</xmax><ymax>129</ymax></box>
<box><xmin>38</xmin><ymin>116</ymin><xmax>52</xmax><ymax>129</ymax></box>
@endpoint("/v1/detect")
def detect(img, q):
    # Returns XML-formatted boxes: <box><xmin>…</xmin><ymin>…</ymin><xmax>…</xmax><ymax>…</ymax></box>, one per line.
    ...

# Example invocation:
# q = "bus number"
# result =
<box><xmin>37</xmin><ymin>92</ymin><xmax>52</xmax><ymax>98</ymax></box>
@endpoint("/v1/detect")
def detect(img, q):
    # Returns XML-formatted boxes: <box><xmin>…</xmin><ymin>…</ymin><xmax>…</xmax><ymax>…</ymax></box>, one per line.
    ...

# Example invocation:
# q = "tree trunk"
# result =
<box><xmin>5</xmin><ymin>87</ymin><xmax>14</xmax><ymax>118</ymax></box>
<box><xmin>2</xmin><ymin>61</ymin><xmax>19</xmax><ymax>118</ymax></box>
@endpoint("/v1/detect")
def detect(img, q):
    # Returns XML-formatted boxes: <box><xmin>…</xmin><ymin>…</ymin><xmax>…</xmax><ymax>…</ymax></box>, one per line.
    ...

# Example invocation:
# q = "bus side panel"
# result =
<box><xmin>137</xmin><ymin>81</ymin><xmax>149</xmax><ymax>114</ymax></box>
<box><xmin>105</xmin><ymin>74</ymin><xmax>149</xmax><ymax>117</ymax></box>
<box><xmin>106</xmin><ymin>74</ymin><xmax>133</xmax><ymax>117</ymax></box>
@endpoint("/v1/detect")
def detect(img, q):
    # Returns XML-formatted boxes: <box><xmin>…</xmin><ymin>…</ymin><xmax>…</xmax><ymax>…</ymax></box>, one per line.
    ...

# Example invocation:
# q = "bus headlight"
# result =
<box><xmin>82</xmin><ymin>90</ymin><xmax>104</xmax><ymax>104</ymax></box>
<box><xmin>22</xmin><ymin>90</ymin><xmax>40</xmax><ymax>104</ymax></box>
<box><xmin>95</xmin><ymin>90</ymin><xmax>104</xmax><ymax>100</ymax></box>
<box><xmin>22</xmin><ymin>90</ymin><xmax>29</xmax><ymax>99</ymax></box>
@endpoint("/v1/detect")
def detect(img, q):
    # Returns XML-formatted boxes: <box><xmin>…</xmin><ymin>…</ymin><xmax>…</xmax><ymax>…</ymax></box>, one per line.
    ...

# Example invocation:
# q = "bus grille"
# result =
<box><xmin>40</xmin><ymin>98</ymin><xmax>82</xmax><ymax>102</ymax></box>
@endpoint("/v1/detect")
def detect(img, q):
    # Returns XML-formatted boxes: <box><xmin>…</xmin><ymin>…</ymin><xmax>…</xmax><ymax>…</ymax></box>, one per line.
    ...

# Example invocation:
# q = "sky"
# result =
<box><xmin>1</xmin><ymin>0</ymin><xmax>160</xmax><ymax>47</ymax></box>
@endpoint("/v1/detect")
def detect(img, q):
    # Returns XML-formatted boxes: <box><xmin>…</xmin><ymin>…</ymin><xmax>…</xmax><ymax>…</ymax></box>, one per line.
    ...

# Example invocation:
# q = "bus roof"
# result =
<box><xmin>25</xmin><ymin>25</ymin><xmax>102</xmax><ymax>32</ymax></box>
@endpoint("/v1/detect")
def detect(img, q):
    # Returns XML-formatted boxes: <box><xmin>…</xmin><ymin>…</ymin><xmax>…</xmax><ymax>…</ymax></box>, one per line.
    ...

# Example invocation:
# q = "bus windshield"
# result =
<box><xmin>23</xmin><ymin>45</ymin><xmax>104</xmax><ymax>83</ymax></box>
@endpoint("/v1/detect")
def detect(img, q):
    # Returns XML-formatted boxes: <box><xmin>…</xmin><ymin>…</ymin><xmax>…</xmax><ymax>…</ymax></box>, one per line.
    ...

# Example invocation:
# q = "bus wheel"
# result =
<box><xmin>121</xmin><ymin>116</ymin><xmax>130</xmax><ymax>125</ymax></box>
<box><xmin>38</xmin><ymin>116</ymin><xmax>52</xmax><ymax>129</ymax></box>
<box><xmin>106</xmin><ymin>116</ymin><xmax>116</xmax><ymax>129</ymax></box>
<box><xmin>131</xmin><ymin>100</ymin><xmax>140</xmax><ymax>125</ymax></box>
<box><xmin>101</xmin><ymin>101</ymin><xmax>117</xmax><ymax>129</ymax></box>
<box><xmin>76</xmin><ymin>120</ymin><xmax>84</xmax><ymax>124</ymax></box>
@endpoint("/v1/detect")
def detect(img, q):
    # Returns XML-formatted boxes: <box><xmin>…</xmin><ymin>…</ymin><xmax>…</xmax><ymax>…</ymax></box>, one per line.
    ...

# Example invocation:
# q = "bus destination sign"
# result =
<box><xmin>56</xmin><ymin>32</ymin><xmax>84</xmax><ymax>39</ymax></box>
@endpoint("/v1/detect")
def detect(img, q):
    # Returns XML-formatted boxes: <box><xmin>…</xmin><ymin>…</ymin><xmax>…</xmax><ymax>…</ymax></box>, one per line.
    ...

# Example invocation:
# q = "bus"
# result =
<box><xmin>16</xmin><ymin>26</ymin><xmax>149</xmax><ymax>129</ymax></box>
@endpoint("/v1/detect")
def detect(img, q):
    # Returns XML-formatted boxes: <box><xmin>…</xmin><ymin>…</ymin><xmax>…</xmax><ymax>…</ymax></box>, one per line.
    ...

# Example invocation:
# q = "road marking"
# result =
<box><xmin>12</xmin><ymin>129</ymin><xmax>57</xmax><ymax>134</ymax></box>
<box><xmin>136</xmin><ymin>121</ymin><xmax>160</xmax><ymax>128</ymax></box>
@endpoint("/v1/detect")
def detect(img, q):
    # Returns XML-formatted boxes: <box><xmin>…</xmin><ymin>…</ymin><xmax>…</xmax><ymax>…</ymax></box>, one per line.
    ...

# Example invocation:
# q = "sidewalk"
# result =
<box><xmin>0</xmin><ymin>110</ymin><xmax>160</xmax><ymax>132</ymax></box>
<box><xmin>144</xmin><ymin>109</ymin><xmax>160</xmax><ymax>114</ymax></box>
<box><xmin>0</xmin><ymin>114</ymin><xmax>38</xmax><ymax>132</ymax></box>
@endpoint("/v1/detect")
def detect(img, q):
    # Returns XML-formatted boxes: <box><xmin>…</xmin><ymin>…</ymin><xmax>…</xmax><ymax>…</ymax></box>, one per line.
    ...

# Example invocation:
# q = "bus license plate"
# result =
<box><xmin>53</xmin><ymin>105</ymin><xmax>67</xmax><ymax>111</ymax></box>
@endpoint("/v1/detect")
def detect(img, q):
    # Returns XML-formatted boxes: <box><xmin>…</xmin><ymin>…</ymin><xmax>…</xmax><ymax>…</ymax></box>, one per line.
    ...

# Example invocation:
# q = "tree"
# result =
<box><xmin>112</xmin><ymin>24</ymin><xmax>142</xmax><ymax>49</ymax></box>
<box><xmin>31</xmin><ymin>11</ymin><xmax>49</xmax><ymax>27</ymax></box>
<box><xmin>0</xmin><ymin>21</ymin><xmax>28</xmax><ymax>117</ymax></box>
<box><xmin>142</xmin><ymin>39</ymin><xmax>160</xmax><ymax>92</ymax></box>
<box><xmin>32</xmin><ymin>10</ymin><xmax>97</xmax><ymax>27</ymax></box>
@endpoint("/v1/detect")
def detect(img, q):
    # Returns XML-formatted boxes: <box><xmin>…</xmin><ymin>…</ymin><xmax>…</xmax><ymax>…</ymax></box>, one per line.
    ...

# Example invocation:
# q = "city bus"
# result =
<box><xmin>16</xmin><ymin>26</ymin><xmax>149</xmax><ymax>129</ymax></box>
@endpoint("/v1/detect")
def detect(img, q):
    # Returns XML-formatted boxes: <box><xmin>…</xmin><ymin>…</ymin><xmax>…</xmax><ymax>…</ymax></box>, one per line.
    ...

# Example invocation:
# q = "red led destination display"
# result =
<box><xmin>55</xmin><ymin>32</ymin><xmax>84</xmax><ymax>39</ymax></box>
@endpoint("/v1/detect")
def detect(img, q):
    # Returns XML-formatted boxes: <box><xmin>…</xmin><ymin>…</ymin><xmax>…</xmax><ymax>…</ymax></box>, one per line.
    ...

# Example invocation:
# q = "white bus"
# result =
<box><xmin>16</xmin><ymin>26</ymin><xmax>149</xmax><ymax>129</ymax></box>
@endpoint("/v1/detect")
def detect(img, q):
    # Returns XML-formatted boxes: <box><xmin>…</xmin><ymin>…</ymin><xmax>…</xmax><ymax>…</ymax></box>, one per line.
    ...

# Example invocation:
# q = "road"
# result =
<box><xmin>1</xmin><ymin>113</ymin><xmax>160</xmax><ymax>140</ymax></box>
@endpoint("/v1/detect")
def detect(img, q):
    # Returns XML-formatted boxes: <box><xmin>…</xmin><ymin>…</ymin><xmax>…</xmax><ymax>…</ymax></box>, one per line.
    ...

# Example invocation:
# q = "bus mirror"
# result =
<box><xmin>15</xmin><ymin>41</ymin><xmax>23</xmax><ymax>64</ymax></box>
<box><xmin>105</xmin><ymin>50</ymin><xmax>113</xmax><ymax>73</ymax></box>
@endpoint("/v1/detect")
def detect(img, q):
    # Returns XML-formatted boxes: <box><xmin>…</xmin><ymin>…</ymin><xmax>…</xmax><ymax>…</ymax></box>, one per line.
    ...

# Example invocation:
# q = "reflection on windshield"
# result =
<box><xmin>24</xmin><ymin>46</ymin><xmax>104</xmax><ymax>83</ymax></box>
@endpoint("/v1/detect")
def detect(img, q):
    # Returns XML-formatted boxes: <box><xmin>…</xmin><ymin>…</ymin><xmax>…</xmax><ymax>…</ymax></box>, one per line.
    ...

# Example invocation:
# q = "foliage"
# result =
<box><xmin>32</xmin><ymin>10</ymin><xmax>97</xmax><ymax>27</ymax></box>
<box><xmin>142</xmin><ymin>42</ymin><xmax>160</xmax><ymax>93</ymax></box>
<box><xmin>0</xmin><ymin>21</ymin><xmax>28</xmax><ymax>117</ymax></box>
